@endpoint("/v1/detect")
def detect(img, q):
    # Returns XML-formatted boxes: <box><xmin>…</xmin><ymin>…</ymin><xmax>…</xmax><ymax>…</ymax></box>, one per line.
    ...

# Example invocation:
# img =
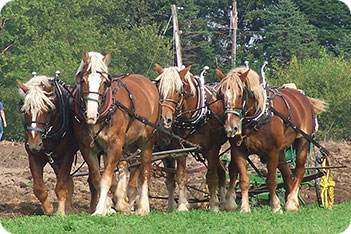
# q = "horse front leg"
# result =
<box><xmin>266</xmin><ymin>151</ymin><xmax>282</xmax><ymax>213</ymax></box>
<box><xmin>231</xmin><ymin>148</ymin><xmax>250</xmax><ymax>213</ymax></box>
<box><xmin>29</xmin><ymin>155</ymin><xmax>54</xmax><ymax>215</ymax></box>
<box><xmin>81</xmin><ymin>148</ymin><xmax>101</xmax><ymax>214</ymax></box>
<box><xmin>55</xmin><ymin>149</ymin><xmax>76</xmax><ymax>215</ymax></box>
<box><xmin>93</xmin><ymin>141</ymin><xmax>123</xmax><ymax>216</ymax></box>
<box><xmin>224</xmin><ymin>160</ymin><xmax>238</xmax><ymax>211</ymax></box>
<box><xmin>285</xmin><ymin>139</ymin><xmax>309</xmax><ymax>212</ymax></box>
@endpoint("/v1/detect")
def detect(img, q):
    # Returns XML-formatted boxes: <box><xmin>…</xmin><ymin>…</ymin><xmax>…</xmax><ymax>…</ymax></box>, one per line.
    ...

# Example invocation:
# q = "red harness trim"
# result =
<box><xmin>98</xmin><ymin>88</ymin><xmax>112</xmax><ymax>117</ymax></box>
<box><xmin>74</xmin><ymin>88</ymin><xmax>113</xmax><ymax>120</ymax></box>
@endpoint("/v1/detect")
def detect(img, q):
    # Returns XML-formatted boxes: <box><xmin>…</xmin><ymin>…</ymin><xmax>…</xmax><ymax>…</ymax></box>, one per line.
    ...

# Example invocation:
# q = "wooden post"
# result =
<box><xmin>231</xmin><ymin>0</ymin><xmax>237</xmax><ymax>68</ymax></box>
<box><xmin>171</xmin><ymin>4</ymin><xmax>183</xmax><ymax>68</ymax></box>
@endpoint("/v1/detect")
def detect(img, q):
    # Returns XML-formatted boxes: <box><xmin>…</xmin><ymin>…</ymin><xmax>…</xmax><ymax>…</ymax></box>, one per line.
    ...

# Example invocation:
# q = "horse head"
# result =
<box><xmin>76</xmin><ymin>50</ymin><xmax>112</xmax><ymax>124</ymax></box>
<box><xmin>216</xmin><ymin>67</ymin><xmax>261</xmax><ymax>138</ymax></box>
<box><xmin>17</xmin><ymin>76</ymin><xmax>56</xmax><ymax>153</ymax></box>
<box><xmin>155</xmin><ymin>64</ymin><xmax>195</xmax><ymax>129</ymax></box>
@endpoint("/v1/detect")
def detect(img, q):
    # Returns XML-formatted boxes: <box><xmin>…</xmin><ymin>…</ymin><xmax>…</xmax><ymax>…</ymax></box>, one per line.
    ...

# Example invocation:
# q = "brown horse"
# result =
<box><xmin>73</xmin><ymin>50</ymin><xmax>159</xmax><ymax>215</ymax></box>
<box><xmin>216</xmin><ymin>67</ymin><xmax>327</xmax><ymax>212</ymax></box>
<box><xmin>16</xmin><ymin>75</ymin><xmax>78</xmax><ymax>215</ymax></box>
<box><xmin>155</xmin><ymin>64</ymin><xmax>228</xmax><ymax>211</ymax></box>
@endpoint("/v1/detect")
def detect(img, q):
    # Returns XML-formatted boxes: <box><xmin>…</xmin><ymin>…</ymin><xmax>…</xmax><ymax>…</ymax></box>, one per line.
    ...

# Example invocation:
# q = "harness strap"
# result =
<box><xmin>270</xmin><ymin>106</ymin><xmax>330</xmax><ymax>162</ymax></box>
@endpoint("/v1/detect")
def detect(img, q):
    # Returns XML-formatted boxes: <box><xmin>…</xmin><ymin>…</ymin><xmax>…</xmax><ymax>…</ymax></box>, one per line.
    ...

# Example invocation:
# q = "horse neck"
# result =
<box><xmin>245</xmin><ymin>95</ymin><xmax>259</xmax><ymax>117</ymax></box>
<box><xmin>182</xmin><ymin>92</ymin><xmax>199</xmax><ymax>119</ymax></box>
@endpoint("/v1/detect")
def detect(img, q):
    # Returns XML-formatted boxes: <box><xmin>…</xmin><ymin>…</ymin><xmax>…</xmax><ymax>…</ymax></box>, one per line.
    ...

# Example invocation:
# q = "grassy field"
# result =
<box><xmin>1</xmin><ymin>202</ymin><xmax>351</xmax><ymax>234</ymax></box>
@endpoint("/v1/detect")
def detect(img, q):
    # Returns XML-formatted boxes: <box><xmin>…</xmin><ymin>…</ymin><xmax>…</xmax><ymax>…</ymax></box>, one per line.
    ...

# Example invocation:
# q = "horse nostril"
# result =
<box><xmin>166</xmin><ymin>117</ymin><xmax>172</xmax><ymax>125</ymax></box>
<box><xmin>25</xmin><ymin>143</ymin><xmax>30</xmax><ymax>148</ymax></box>
<box><xmin>38</xmin><ymin>142</ymin><xmax>43</xmax><ymax>147</ymax></box>
<box><xmin>233</xmin><ymin>127</ymin><xmax>238</xmax><ymax>133</ymax></box>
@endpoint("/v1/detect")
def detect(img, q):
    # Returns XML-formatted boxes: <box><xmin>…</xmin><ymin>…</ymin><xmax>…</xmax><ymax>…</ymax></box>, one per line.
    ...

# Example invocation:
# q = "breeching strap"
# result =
<box><xmin>270</xmin><ymin>107</ymin><xmax>330</xmax><ymax>162</ymax></box>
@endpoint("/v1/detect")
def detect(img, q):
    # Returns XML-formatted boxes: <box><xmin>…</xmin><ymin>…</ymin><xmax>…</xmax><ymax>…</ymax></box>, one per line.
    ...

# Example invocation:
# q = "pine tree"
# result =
<box><xmin>263</xmin><ymin>0</ymin><xmax>320</xmax><ymax>65</ymax></box>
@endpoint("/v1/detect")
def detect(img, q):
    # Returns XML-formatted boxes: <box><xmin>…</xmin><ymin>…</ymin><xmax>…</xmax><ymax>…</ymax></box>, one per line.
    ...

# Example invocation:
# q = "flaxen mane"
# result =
<box><xmin>155</xmin><ymin>66</ymin><xmax>196</xmax><ymax>98</ymax></box>
<box><xmin>20</xmin><ymin>76</ymin><xmax>56</xmax><ymax>114</ymax></box>
<box><xmin>233</xmin><ymin>67</ymin><xmax>265</xmax><ymax>112</ymax></box>
<box><xmin>76</xmin><ymin>51</ymin><xmax>109</xmax><ymax>78</ymax></box>
<box><xmin>218</xmin><ymin>67</ymin><xmax>265</xmax><ymax>112</ymax></box>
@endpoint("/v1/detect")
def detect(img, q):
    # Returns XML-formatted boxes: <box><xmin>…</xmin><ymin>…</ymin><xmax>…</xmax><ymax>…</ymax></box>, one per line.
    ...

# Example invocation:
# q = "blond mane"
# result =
<box><xmin>219</xmin><ymin>67</ymin><xmax>265</xmax><ymax>111</ymax></box>
<box><xmin>155</xmin><ymin>66</ymin><xmax>196</xmax><ymax>98</ymax></box>
<box><xmin>76</xmin><ymin>51</ymin><xmax>109</xmax><ymax>77</ymax></box>
<box><xmin>20</xmin><ymin>75</ymin><xmax>56</xmax><ymax>114</ymax></box>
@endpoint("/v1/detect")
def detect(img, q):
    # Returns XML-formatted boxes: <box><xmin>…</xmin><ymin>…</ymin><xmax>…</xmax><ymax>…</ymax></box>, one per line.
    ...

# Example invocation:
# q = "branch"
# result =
<box><xmin>0</xmin><ymin>43</ymin><xmax>12</xmax><ymax>55</ymax></box>
<box><xmin>0</xmin><ymin>19</ymin><xmax>6</xmax><ymax>33</ymax></box>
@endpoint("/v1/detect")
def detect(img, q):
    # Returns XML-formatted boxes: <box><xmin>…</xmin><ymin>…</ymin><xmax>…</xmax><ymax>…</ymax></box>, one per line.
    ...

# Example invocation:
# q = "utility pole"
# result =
<box><xmin>171</xmin><ymin>4</ymin><xmax>183</xmax><ymax>68</ymax></box>
<box><xmin>230</xmin><ymin>0</ymin><xmax>238</xmax><ymax>68</ymax></box>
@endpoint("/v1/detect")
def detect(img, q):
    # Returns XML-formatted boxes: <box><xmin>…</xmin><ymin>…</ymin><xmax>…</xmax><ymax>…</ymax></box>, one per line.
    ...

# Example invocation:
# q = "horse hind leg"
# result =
<box><xmin>162</xmin><ymin>157</ymin><xmax>176</xmax><ymax>212</ymax></box>
<box><xmin>277</xmin><ymin>151</ymin><xmax>293</xmax><ymax>201</ymax></box>
<box><xmin>176</xmin><ymin>156</ymin><xmax>189</xmax><ymax>211</ymax></box>
<box><xmin>285</xmin><ymin>138</ymin><xmax>309</xmax><ymax>212</ymax></box>
<box><xmin>136</xmin><ymin>140</ymin><xmax>154</xmax><ymax>215</ymax></box>
<box><xmin>114</xmin><ymin>161</ymin><xmax>131</xmax><ymax>214</ymax></box>
<box><xmin>217</xmin><ymin>160</ymin><xmax>227</xmax><ymax>211</ymax></box>
<box><xmin>206</xmin><ymin>146</ymin><xmax>221</xmax><ymax>212</ymax></box>
<box><xmin>127</xmin><ymin>166</ymin><xmax>139</xmax><ymax>212</ymax></box>
<box><xmin>224</xmin><ymin>160</ymin><xmax>238</xmax><ymax>212</ymax></box>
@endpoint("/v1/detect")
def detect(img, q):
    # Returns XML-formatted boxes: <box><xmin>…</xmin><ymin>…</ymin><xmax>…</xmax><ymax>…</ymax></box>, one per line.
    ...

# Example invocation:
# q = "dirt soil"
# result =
<box><xmin>0</xmin><ymin>140</ymin><xmax>350</xmax><ymax>218</ymax></box>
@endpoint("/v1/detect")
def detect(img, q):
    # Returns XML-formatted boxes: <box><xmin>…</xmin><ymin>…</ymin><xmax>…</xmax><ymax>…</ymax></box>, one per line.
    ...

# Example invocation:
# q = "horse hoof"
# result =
<box><xmin>272</xmin><ymin>207</ymin><xmax>283</xmax><ymax>214</ymax></box>
<box><xmin>135</xmin><ymin>208</ymin><xmax>150</xmax><ymax>216</ymax></box>
<box><xmin>285</xmin><ymin>203</ymin><xmax>299</xmax><ymax>212</ymax></box>
<box><xmin>240</xmin><ymin>206</ymin><xmax>251</xmax><ymax>213</ymax></box>
<box><xmin>210</xmin><ymin>206</ymin><xmax>220</xmax><ymax>212</ymax></box>
<box><xmin>177</xmin><ymin>203</ymin><xmax>189</xmax><ymax>211</ymax></box>
<box><xmin>224</xmin><ymin>200</ymin><xmax>238</xmax><ymax>212</ymax></box>
<box><xmin>107</xmin><ymin>208</ymin><xmax>116</xmax><ymax>215</ymax></box>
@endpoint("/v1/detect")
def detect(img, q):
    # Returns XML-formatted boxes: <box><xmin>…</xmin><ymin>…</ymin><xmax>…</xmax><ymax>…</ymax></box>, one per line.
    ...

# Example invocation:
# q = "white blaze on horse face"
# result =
<box><xmin>225</xmin><ymin>90</ymin><xmax>242</xmax><ymax>137</ymax></box>
<box><xmin>30</xmin><ymin>109</ymin><xmax>39</xmax><ymax>138</ymax></box>
<box><xmin>86</xmin><ymin>73</ymin><xmax>102</xmax><ymax>124</ymax></box>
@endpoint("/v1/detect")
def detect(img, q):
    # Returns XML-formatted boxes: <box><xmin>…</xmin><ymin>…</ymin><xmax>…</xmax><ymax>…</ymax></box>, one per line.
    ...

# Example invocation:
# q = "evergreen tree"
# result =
<box><xmin>295</xmin><ymin>0</ymin><xmax>351</xmax><ymax>56</ymax></box>
<box><xmin>263</xmin><ymin>0</ymin><xmax>320</xmax><ymax>65</ymax></box>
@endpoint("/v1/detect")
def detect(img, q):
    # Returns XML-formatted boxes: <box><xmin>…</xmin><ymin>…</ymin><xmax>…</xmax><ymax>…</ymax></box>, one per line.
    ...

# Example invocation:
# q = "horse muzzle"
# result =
<box><xmin>26</xmin><ymin>141</ymin><xmax>43</xmax><ymax>153</ymax></box>
<box><xmin>160</xmin><ymin>116</ymin><xmax>173</xmax><ymax>129</ymax></box>
<box><xmin>225</xmin><ymin>123</ymin><xmax>242</xmax><ymax>138</ymax></box>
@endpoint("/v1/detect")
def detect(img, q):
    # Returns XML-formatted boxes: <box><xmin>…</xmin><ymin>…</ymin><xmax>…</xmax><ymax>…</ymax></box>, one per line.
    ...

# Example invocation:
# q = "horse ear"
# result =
<box><xmin>103</xmin><ymin>52</ymin><xmax>112</xmax><ymax>66</ymax></box>
<box><xmin>216</xmin><ymin>68</ymin><xmax>226</xmax><ymax>80</ymax></box>
<box><xmin>155</xmin><ymin>63</ymin><xmax>163</xmax><ymax>75</ymax></box>
<box><xmin>178</xmin><ymin>65</ymin><xmax>192</xmax><ymax>80</ymax></box>
<box><xmin>240</xmin><ymin>69</ymin><xmax>250</xmax><ymax>82</ymax></box>
<box><xmin>82</xmin><ymin>49</ymin><xmax>90</xmax><ymax>64</ymax></box>
<box><xmin>16</xmin><ymin>79</ymin><xmax>29</xmax><ymax>93</ymax></box>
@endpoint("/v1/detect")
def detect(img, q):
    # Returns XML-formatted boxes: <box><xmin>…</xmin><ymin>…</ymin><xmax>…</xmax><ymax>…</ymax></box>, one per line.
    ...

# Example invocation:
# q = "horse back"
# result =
<box><xmin>271</xmin><ymin>88</ymin><xmax>315</xmax><ymax>135</ymax></box>
<box><xmin>112</xmin><ymin>74</ymin><xmax>159</xmax><ymax>124</ymax></box>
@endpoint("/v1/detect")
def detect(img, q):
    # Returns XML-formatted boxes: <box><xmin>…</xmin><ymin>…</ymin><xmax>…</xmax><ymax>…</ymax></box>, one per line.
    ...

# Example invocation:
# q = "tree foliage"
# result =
<box><xmin>0</xmin><ymin>0</ymin><xmax>172</xmax><ymax>141</ymax></box>
<box><xmin>269</xmin><ymin>51</ymin><xmax>351</xmax><ymax>140</ymax></box>
<box><xmin>0</xmin><ymin>0</ymin><xmax>350</xmax><ymax>140</ymax></box>
<box><xmin>263</xmin><ymin>0</ymin><xmax>320</xmax><ymax>65</ymax></box>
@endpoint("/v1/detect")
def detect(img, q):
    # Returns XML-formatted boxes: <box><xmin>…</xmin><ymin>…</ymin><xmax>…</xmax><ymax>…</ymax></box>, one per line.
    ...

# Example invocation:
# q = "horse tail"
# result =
<box><xmin>308</xmin><ymin>97</ymin><xmax>328</xmax><ymax>116</ymax></box>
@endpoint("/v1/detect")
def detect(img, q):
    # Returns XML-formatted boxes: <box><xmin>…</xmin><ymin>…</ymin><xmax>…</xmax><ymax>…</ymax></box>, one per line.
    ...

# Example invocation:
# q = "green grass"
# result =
<box><xmin>1</xmin><ymin>202</ymin><xmax>351</xmax><ymax>234</ymax></box>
